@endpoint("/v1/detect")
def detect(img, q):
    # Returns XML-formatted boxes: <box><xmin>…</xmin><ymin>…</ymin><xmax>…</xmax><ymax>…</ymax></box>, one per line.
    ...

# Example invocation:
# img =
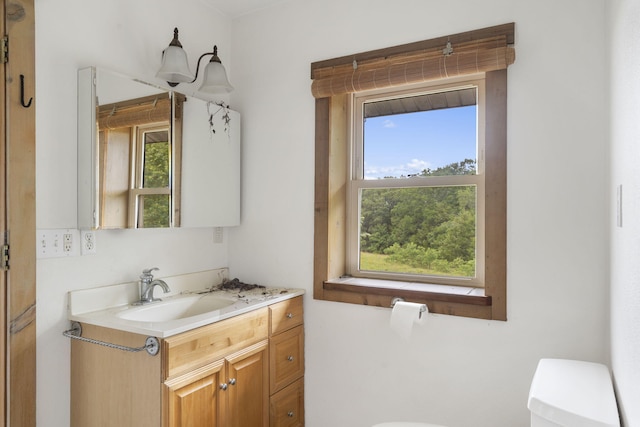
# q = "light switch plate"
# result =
<box><xmin>37</xmin><ymin>229</ymin><xmax>80</xmax><ymax>258</ymax></box>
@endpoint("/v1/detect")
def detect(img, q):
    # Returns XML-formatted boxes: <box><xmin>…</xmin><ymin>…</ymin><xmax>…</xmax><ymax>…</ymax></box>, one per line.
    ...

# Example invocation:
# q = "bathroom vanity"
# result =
<box><xmin>68</xmin><ymin>271</ymin><xmax>304</xmax><ymax>427</ymax></box>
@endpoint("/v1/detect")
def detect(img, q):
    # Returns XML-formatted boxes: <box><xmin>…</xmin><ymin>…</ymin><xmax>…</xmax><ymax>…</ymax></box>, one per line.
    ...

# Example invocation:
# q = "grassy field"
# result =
<box><xmin>360</xmin><ymin>252</ymin><xmax>434</xmax><ymax>275</ymax></box>
<box><xmin>360</xmin><ymin>252</ymin><xmax>471</xmax><ymax>277</ymax></box>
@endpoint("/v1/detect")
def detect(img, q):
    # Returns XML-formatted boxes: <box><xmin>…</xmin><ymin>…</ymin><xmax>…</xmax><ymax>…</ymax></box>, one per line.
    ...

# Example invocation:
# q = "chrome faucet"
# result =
<box><xmin>134</xmin><ymin>267</ymin><xmax>171</xmax><ymax>305</ymax></box>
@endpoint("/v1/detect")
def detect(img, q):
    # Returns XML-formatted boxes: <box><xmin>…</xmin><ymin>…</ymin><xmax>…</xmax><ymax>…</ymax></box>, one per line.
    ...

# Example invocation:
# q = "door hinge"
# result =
<box><xmin>2</xmin><ymin>231</ymin><xmax>9</xmax><ymax>270</ymax></box>
<box><xmin>1</xmin><ymin>35</ymin><xmax>8</xmax><ymax>63</ymax></box>
<box><xmin>2</xmin><ymin>244</ymin><xmax>8</xmax><ymax>270</ymax></box>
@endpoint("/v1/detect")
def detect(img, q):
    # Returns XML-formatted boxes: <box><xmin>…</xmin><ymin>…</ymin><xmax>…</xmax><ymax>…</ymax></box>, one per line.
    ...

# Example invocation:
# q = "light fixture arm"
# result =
<box><xmin>156</xmin><ymin>27</ymin><xmax>233</xmax><ymax>93</ymax></box>
<box><xmin>189</xmin><ymin>46</ymin><xmax>222</xmax><ymax>84</ymax></box>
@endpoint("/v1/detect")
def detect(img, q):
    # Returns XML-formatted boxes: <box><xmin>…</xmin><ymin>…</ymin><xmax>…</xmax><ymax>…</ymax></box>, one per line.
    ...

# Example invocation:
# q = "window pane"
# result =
<box><xmin>363</xmin><ymin>90</ymin><xmax>477</xmax><ymax>179</ymax></box>
<box><xmin>142</xmin><ymin>130</ymin><xmax>170</xmax><ymax>188</ymax></box>
<box><xmin>359</xmin><ymin>185</ymin><xmax>477</xmax><ymax>278</ymax></box>
<box><xmin>138</xmin><ymin>194</ymin><xmax>170</xmax><ymax>228</ymax></box>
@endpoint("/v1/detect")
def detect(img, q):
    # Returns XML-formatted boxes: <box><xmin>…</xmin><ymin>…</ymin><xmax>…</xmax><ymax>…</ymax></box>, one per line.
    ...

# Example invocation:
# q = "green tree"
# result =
<box><xmin>359</xmin><ymin>159</ymin><xmax>477</xmax><ymax>276</ymax></box>
<box><xmin>142</xmin><ymin>140</ymin><xmax>170</xmax><ymax>228</ymax></box>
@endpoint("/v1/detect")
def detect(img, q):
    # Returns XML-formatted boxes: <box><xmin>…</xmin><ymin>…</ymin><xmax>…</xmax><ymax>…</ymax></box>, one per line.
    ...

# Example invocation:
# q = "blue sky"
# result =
<box><xmin>363</xmin><ymin>105</ymin><xmax>477</xmax><ymax>179</ymax></box>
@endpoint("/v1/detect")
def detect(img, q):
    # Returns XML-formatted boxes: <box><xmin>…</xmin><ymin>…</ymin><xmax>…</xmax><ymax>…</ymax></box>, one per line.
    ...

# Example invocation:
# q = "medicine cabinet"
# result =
<box><xmin>77</xmin><ymin>67</ymin><xmax>240</xmax><ymax>229</ymax></box>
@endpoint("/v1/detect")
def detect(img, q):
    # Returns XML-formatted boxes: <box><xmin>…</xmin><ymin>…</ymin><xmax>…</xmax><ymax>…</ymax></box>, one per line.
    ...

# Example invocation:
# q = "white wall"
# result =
<box><xmin>608</xmin><ymin>0</ymin><xmax>640</xmax><ymax>425</ymax></box>
<box><xmin>34</xmin><ymin>1</ymin><xmax>618</xmax><ymax>426</ymax></box>
<box><xmin>229</xmin><ymin>1</ymin><xmax>610</xmax><ymax>426</ymax></box>
<box><xmin>35</xmin><ymin>0</ymin><xmax>232</xmax><ymax>425</ymax></box>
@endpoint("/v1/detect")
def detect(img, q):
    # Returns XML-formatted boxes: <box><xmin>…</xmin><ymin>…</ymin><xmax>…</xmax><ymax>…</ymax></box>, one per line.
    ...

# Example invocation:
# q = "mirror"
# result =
<box><xmin>77</xmin><ymin>67</ymin><xmax>240</xmax><ymax>229</ymax></box>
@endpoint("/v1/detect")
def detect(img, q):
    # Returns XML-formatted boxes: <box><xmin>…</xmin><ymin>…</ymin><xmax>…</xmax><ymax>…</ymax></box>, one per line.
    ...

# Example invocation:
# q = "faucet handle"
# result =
<box><xmin>141</xmin><ymin>267</ymin><xmax>159</xmax><ymax>281</ymax></box>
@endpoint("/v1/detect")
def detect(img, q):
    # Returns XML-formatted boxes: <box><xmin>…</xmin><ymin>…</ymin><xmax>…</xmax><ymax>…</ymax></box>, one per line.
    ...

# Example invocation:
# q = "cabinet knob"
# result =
<box><xmin>287</xmin><ymin>411</ymin><xmax>294</xmax><ymax>417</ymax></box>
<box><xmin>287</xmin><ymin>355</ymin><xmax>294</xmax><ymax>362</ymax></box>
<box><xmin>220</xmin><ymin>383</ymin><xmax>228</xmax><ymax>391</ymax></box>
<box><xmin>286</xmin><ymin>313</ymin><xmax>294</xmax><ymax>319</ymax></box>
<box><xmin>228</xmin><ymin>378</ymin><xmax>236</xmax><ymax>385</ymax></box>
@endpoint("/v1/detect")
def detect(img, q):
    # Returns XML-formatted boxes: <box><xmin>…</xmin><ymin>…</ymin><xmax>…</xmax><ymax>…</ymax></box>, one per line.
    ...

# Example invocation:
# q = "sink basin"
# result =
<box><xmin>116</xmin><ymin>294</ymin><xmax>236</xmax><ymax>322</ymax></box>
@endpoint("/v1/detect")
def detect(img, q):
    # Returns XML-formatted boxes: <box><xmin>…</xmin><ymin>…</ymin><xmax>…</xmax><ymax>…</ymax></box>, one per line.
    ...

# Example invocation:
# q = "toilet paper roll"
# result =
<box><xmin>390</xmin><ymin>301</ymin><xmax>427</xmax><ymax>340</ymax></box>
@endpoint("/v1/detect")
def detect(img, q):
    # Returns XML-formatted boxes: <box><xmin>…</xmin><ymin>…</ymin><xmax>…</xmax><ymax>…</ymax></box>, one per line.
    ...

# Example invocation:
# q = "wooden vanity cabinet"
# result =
<box><xmin>161</xmin><ymin>307</ymin><xmax>270</xmax><ymax>427</ymax></box>
<box><xmin>71</xmin><ymin>296</ymin><xmax>304</xmax><ymax>427</ymax></box>
<box><xmin>163</xmin><ymin>340</ymin><xmax>269</xmax><ymax>427</ymax></box>
<box><xmin>269</xmin><ymin>296</ymin><xmax>305</xmax><ymax>427</ymax></box>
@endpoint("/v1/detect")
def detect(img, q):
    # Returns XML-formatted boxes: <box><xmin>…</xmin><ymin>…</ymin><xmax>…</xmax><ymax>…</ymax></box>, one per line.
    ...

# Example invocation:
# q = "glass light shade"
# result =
<box><xmin>156</xmin><ymin>45</ymin><xmax>194</xmax><ymax>84</ymax></box>
<box><xmin>198</xmin><ymin>61</ymin><xmax>234</xmax><ymax>94</ymax></box>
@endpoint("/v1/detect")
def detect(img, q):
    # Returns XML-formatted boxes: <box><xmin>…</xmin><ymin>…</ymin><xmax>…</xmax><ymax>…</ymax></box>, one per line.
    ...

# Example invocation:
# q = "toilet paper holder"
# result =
<box><xmin>390</xmin><ymin>297</ymin><xmax>427</xmax><ymax>319</ymax></box>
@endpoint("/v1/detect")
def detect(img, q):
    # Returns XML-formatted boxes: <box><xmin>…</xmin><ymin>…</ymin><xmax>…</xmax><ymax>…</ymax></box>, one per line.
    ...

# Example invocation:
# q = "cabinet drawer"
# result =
<box><xmin>270</xmin><ymin>296</ymin><xmax>303</xmax><ymax>336</ymax></box>
<box><xmin>162</xmin><ymin>307</ymin><xmax>268</xmax><ymax>380</ymax></box>
<box><xmin>270</xmin><ymin>378</ymin><xmax>304</xmax><ymax>427</ymax></box>
<box><xmin>270</xmin><ymin>325</ymin><xmax>304</xmax><ymax>393</ymax></box>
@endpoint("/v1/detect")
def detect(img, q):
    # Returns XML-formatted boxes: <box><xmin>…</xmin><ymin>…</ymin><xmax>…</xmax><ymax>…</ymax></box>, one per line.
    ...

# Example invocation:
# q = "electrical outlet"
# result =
<box><xmin>63</xmin><ymin>233</ymin><xmax>73</xmax><ymax>253</ymax></box>
<box><xmin>80</xmin><ymin>230</ymin><xmax>97</xmax><ymax>255</ymax></box>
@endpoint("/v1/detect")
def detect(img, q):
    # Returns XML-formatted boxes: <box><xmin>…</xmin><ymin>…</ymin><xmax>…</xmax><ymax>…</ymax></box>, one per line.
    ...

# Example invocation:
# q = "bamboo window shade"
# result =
<box><xmin>98</xmin><ymin>93</ymin><xmax>179</xmax><ymax>130</ymax></box>
<box><xmin>310</xmin><ymin>23</ymin><xmax>515</xmax><ymax>99</ymax></box>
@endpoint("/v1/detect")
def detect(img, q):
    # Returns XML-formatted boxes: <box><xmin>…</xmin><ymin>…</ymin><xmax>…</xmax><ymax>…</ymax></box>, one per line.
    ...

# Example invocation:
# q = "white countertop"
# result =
<box><xmin>67</xmin><ymin>269</ymin><xmax>304</xmax><ymax>338</ymax></box>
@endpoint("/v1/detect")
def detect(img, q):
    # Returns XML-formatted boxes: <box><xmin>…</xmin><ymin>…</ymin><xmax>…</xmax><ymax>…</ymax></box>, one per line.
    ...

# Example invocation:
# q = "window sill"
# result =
<box><xmin>319</xmin><ymin>277</ymin><xmax>498</xmax><ymax>320</ymax></box>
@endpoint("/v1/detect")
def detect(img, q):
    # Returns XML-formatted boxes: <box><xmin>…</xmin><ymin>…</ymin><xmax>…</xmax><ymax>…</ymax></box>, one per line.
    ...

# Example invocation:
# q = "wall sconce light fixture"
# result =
<box><xmin>156</xmin><ymin>27</ymin><xmax>234</xmax><ymax>94</ymax></box>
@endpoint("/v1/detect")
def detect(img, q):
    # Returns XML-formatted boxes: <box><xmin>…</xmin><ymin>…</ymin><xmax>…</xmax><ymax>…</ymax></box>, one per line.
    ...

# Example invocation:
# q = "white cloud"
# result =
<box><xmin>364</xmin><ymin>158</ymin><xmax>430</xmax><ymax>179</ymax></box>
<box><xmin>382</xmin><ymin>119</ymin><xmax>396</xmax><ymax>128</ymax></box>
<box><xmin>407</xmin><ymin>158</ymin><xmax>429</xmax><ymax>171</ymax></box>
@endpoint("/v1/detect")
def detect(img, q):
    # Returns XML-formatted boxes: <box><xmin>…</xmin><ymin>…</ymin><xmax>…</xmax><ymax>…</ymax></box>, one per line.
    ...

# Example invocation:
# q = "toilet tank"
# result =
<box><xmin>528</xmin><ymin>359</ymin><xmax>620</xmax><ymax>427</ymax></box>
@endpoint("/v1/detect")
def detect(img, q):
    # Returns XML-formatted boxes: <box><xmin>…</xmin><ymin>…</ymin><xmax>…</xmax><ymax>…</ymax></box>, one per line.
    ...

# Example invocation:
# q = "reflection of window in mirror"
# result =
<box><xmin>132</xmin><ymin>125</ymin><xmax>171</xmax><ymax>228</ymax></box>
<box><xmin>97</xmin><ymin>93</ymin><xmax>184</xmax><ymax>228</ymax></box>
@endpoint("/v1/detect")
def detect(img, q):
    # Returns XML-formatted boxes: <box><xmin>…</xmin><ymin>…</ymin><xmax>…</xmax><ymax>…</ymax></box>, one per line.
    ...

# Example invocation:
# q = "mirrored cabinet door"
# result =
<box><xmin>77</xmin><ymin>67</ymin><xmax>240</xmax><ymax>229</ymax></box>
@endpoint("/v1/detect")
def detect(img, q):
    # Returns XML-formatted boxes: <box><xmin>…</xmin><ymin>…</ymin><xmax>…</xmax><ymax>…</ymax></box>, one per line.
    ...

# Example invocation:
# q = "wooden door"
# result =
<box><xmin>1</xmin><ymin>0</ymin><xmax>36</xmax><ymax>425</ymax></box>
<box><xmin>226</xmin><ymin>340</ymin><xmax>269</xmax><ymax>427</ymax></box>
<box><xmin>165</xmin><ymin>360</ymin><xmax>226</xmax><ymax>427</ymax></box>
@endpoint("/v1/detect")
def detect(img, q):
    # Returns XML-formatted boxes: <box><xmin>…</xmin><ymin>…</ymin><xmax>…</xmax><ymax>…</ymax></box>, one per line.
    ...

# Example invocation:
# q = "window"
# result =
<box><xmin>130</xmin><ymin>124</ymin><xmax>172</xmax><ymax>228</ymax></box>
<box><xmin>347</xmin><ymin>81</ymin><xmax>484</xmax><ymax>287</ymax></box>
<box><xmin>312</xmin><ymin>24</ymin><xmax>513</xmax><ymax>320</ymax></box>
<box><xmin>97</xmin><ymin>93</ymin><xmax>184</xmax><ymax>229</ymax></box>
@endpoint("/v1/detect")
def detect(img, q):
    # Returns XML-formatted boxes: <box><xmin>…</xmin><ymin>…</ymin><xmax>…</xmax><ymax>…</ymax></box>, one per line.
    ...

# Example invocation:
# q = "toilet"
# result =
<box><xmin>374</xmin><ymin>358</ymin><xmax>620</xmax><ymax>427</ymax></box>
<box><xmin>528</xmin><ymin>358</ymin><xmax>620</xmax><ymax>426</ymax></box>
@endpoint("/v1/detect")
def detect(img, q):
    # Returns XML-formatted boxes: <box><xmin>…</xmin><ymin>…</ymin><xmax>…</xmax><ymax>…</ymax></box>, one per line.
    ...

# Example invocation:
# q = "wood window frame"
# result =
<box><xmin>129</xmin><ymin>123</ymin><xmax>172</xmax><ymax>228</ymax></box>
<box><xmin>312</xmin><ymin>25</ymin><xmax>510</xmax><ymax>321</ymax></box>
<box><xmin>346</xmin><ymin>78</ymin><xmax>486</xmax><ymax>288</ymax></box>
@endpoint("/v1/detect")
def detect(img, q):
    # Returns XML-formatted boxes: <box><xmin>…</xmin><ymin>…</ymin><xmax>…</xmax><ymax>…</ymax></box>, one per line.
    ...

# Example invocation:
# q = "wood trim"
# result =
<box><xmin>323</xmin><ymin>280</ymin><xmax>491</xmax><ymax>306</ymax></box>
<box><xmin>5</xmin><ymin>0</ymin><xmax>36</xmax><ymax>424</ymax></box>
<box><xmin>313</xmin><ymin>97</ymin><xmax>330</xmax><ymax>301</ymax></box>
<box><xmin>312</xmin><ymin>51</ymin><xmax>509</xmax><ymax>322</ymax></box>
<box><xmin>323</xmin><ymin>287</ymin><xmax>493</xmax><ymax>319</ymax></box>
<box><xmin>484</xmin><ymin>69</ymin><xmax>508</xmax><ymax>321</ymax></box>
<box><xmin>311</xmin><ymin>23</ymin><xmax>515</xmax><ymax>78</ymax></box>
<box><xmin>327</xmin><ymin>95</ymin><xmax>348</xmax><ymax>281</ymax></box>
<box><xmin>0</xmin><ymin>0</ymin><xmax>7</xmax><ymax>422</ymax></box>
<box><xmin>172</xmin><ymin>94</ymin><xmax>183</xmax><ymax>227</ymax></box>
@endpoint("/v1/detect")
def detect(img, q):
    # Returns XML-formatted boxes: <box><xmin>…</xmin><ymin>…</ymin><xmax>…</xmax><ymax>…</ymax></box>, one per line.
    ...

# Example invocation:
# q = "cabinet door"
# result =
<box><xmin>226</xmin><ymin>340</ymin><xmax>269</xmax><ymax>427</ymax></box>
<box><xmin>165</xmin><ymin>360</ymin><xmax>226</xmax><ymax>427</ymax></box>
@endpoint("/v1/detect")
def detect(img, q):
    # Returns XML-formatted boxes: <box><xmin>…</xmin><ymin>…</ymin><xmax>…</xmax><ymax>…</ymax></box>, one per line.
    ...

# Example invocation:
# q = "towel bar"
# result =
<box><xmin>62</xmin><ymin>321</ymin><xmax>159</xmax><ymax>356</ymax></box>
